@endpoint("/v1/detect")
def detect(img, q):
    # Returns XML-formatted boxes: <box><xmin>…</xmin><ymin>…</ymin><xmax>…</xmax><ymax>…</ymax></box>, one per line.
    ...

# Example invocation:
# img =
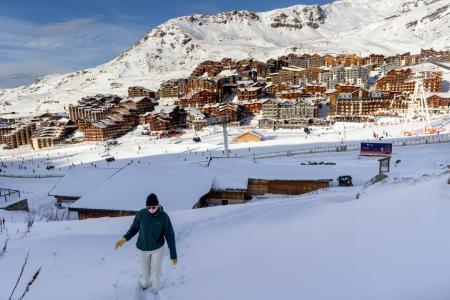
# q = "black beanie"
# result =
<box><xmin>146</xmin><ymin>193</ymin><xmax>159</xmax><ymax>206</ymax></box>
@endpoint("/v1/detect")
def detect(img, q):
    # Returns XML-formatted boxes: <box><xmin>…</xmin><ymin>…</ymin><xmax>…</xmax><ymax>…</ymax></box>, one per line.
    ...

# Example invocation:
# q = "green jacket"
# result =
<box><xmin>123</xmin><ymin>207</ymin><xmax>177</xmax><ymax>260</ymax></box>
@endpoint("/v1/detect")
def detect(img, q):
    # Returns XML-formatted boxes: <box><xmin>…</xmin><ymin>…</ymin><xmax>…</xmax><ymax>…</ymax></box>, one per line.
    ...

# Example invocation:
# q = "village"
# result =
<box><xmin>0</xmin><ymin>48</ymin><xmax>449</xmax><ymax>150</ymax></box>
<box><xmin>0</xmin><ymin>47</ymin><xmax>450</xmax><ymax>220</ymax></box>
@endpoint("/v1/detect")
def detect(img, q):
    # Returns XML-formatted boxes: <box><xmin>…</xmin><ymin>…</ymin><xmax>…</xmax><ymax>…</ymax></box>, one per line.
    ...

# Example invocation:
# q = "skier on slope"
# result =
<box><xmin>115</xmin><ymin>193</ymin><xmax>177</xmax><ymax>291</ymax></box>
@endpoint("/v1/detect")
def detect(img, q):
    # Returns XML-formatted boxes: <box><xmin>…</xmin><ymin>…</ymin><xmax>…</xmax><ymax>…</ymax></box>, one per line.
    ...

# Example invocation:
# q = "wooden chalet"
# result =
<box><xmin>48</xmin><ymin>168</ymin><xmax>120</xmax><ymax>204</ymax></box>
<box><xmin>128</xmin><ymin>86</ymin><xmax>156</xmax><ymax>98</ymax></box>
<box><xmin>69</xmin><ymin>165</ymin><xmax>214</xmax><ymax>219</ymax></box>
<box><xmin>233</xmin><ymin>132</ymin><xmax>264</xmax><ymax>143</ymax></box>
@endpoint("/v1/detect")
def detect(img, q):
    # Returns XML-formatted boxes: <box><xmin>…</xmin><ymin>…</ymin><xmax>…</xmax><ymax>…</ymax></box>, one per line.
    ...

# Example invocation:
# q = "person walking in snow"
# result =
<box><xmin>115</xmin><ymin>193</ymin><xmax>177</xmax><ymax>291</ymax></box>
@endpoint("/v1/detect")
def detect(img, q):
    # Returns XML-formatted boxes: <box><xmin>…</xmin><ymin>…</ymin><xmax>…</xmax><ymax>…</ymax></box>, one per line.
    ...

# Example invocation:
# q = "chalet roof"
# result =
<box><xmin>297</xmin><ymin>98</ymin><xmax>315</xmax><ymax>105</ymax></box>
<box><xmin>93</xmin><ymin>122</ymin><xmax>108</xmax><ymax>129</ymax></box>
<box><xmin>208</xmin><ymin>159</ymin><xmax>338</xmax><ymax>190</ymax></box>
<box><xmin>112</xmin><ymin>109</ymin><xmax>131</xmax><ymax>115</ymax></box>
<box><xmin>425</xmin><ymin>92</ymin><xmax>450</xmax><ymax>99</ymax></box>
<box><xmin>238</xmin><ymin>99</ymin><xmax>264</xmax><ymax>105</ymax></box>
<box><xmin>49</xmin><ymin>167</ymin><xmax>120</xmax><ymax>197</ymax></box>
<box><xmin>70</xmin><ymin>164</ymin><xmax>214</xmax><ymax>212</ymax></box>
<box><xmin>184</xmin><ymin>107</ymin><xmax>205</xmax><ymax>118</ymax></box>
<box><xmin>234</xmin><ymin>131</ymin><xmax>263</xmax><ymax>140</ymax></box>
<box><xmin>259</xmin><ymin>98</ymin><xmax>279</xmax><ymax>104</ymax></box>
<box><xmin>203</xmin><ymin>103</ymin><xmax>220</xmax><ymax>108</ymax></box>
<box><xmin>128</xmin><ymin>86</ymin><xmax>151</xmax><ymax>91</ymax></box>
<box><xmin>218</xmin><ymin>105</ymin><xmax>238</xmax><ymax>112</ymax></box>
<box><xmin>237</xmin><ymin>80</ymin><xmax>254</xmax><ymax>86</ymax></box>
<box><xmin>109</xmin><ymin>115</ymin><xmax>124</xmax><ymax>122</ymax></box>
<box><xmin>238</xmin><ymin>86</ymin><xmax>262</xmax><ymax>92</ymax></box>
<box><xmin>280</xmin><ymin>89</ymin><xmax>302</xmax><ymax>94</ymax></box>
<box><xmin>218</xmin><ymin>69</ymin><xmax>238</xmax><ymax>77</ymax></box>
<box><xmin>281</xmin><ymin>66</ymin><xmax>305</xmax><ymax>72</ymax></box>
<box><xmin>154</xmin><ymin>105</ymin><xmax>177</xmax><ymax>114</ymax></box>
<box><xmin>120</xmin><ymin>97</ymin><xmax>149</xmax><ymax>103</ymax></box>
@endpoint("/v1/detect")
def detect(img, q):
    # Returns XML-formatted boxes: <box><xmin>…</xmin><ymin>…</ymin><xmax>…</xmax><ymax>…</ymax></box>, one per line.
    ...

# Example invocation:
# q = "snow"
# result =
<box><xmin>70</xmin><ymin>164</ymin><xmax>214</xmax><ymax>212</ymax></box>
<box><xmin>1</xmin><ymin>0</ymin><xmax>450</xmax><ymax>117</ymax></box>
<box><xmin>48</xmin><ymin>167</ymin><xmax>120</xmax><ymax>198</ymax></box>
<box><xmin>1</xmin><ymin>164</ymin><xmax>449</xmax><ymax>299</ymax></box>
<box><xmin>207</xmin><ymin>157</ymin><xmax>377</xmax><ymax>190</ymax></box>
<box><xmin>0</xmin><ymin>118</ymin><xmax>450</xmax><ymax>299</ymax></box>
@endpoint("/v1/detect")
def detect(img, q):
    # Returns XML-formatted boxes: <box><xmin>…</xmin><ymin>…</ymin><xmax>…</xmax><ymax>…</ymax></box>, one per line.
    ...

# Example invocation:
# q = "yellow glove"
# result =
<box><xmin>115</xmin><ymin>238</ymin><xmax>127</xmax><ymax>250</ymax></box>
<box><xmin>171</xmin><ymin>259</ymin><xmax>177</xmax><ymax>265</ymax></box>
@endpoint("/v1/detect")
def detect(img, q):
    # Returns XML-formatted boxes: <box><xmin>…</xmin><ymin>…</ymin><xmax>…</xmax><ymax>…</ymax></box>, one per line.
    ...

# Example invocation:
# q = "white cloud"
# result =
<box><xmin>0</xmin><ymin>16</ymin><xmax>147</xmax><ymax>88</ymax></box>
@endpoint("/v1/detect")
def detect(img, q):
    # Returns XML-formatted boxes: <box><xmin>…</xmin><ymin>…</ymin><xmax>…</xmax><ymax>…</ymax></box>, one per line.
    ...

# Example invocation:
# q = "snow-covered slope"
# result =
<box><xmin>1</xmin><ymin>173</ymin><xmax>450</xmax><ymax>300</ymax></box>
<box><xmin>1</xmin><ymin>0</ymin><xmax>450</xmax><ymax>116</ymax></box>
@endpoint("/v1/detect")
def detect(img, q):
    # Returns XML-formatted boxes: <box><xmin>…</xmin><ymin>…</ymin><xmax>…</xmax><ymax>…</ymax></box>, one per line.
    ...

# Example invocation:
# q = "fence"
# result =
<box><xmin>0</xmin><ymin>173</ymin><xmax>64</xmax><ymax>178</ymax></box>
<box><xmin>245</xmin><ymin>133</ymin><xmax>450</xmax><ymax>160</ymax></box>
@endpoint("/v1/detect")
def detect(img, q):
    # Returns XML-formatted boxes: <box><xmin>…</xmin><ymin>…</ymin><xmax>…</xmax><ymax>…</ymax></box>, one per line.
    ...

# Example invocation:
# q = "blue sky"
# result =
<box><xmin>0</xmin><ymin>0</ymin><xmax>331</xmax><ymax>88</ymax></box>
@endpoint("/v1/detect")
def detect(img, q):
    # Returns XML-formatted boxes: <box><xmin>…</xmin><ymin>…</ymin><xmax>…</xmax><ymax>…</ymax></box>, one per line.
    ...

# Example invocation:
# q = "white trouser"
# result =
<box><xmin>137</xmin><ymin>245</ymin><xmax>164</xmax><ymax>289</ymax></box>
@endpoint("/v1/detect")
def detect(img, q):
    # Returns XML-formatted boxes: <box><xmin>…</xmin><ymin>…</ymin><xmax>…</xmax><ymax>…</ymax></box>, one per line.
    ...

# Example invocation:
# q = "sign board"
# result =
<box><xmin>360</xmin><ymin>142</ymin><xmax>392</xmax><ymax>157</ymax></box>
<box><xmin>379</xmin><ymin>157</ymin><xmax>390</xmax><ymax>174</ymax></box>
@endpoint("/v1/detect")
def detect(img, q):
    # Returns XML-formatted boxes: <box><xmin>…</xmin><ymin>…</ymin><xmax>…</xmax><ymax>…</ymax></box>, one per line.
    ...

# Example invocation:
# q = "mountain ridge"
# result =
<box><xmin>1</xmin><ymin>0</ymin><xmax>449</xmax><ymax>116</ymax></box>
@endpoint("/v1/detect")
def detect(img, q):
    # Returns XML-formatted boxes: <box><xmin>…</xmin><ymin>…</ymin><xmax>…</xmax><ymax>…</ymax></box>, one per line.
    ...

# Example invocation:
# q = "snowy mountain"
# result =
<box><xmin>1</xmin><ymin>0</ymin><xmax>450</xmax><ymax>117</ymax></box>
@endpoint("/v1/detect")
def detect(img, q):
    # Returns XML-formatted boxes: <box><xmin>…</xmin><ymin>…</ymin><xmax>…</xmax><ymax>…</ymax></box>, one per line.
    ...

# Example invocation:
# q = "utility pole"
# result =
<box><xmin>222</xmin><ymin>117</ymin><xmax>230</xmax><ymax>158</ymax></box>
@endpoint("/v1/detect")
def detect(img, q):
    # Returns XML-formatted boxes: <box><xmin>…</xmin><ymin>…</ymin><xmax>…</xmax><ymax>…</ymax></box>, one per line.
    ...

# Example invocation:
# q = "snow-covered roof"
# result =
<box><xmin>237</xmin><ymin>80</ymin><xmax>254</xmax><ymax>86</ymax></box>
<box><xmin>154</xmin><ymin>105</ymin><xmax>177</xmax><ymax>114</ymax></box>
<box><xmin>238</xmin><ymin>87</ymin><xmax>262</xmax><ymax>92</ymax></box>
<box><xmin>70</xmin><ymin>164</ymin><xmax>214</xmax><ymax>212</ymax></box>
<box><xmin>93</xmin><ymin>122</ymin><xmax>108</xmax><ymax>129</ymax></box>
<box><xmin>425</xmin><ymin>92</ymin><xmax>450</xmax><ymax>98</ymax></box>
<box><xmin>281</xmin><ymin>66</ymin><xmax>305</xmax><ymax>72</ymax></box>
<box><xmin>218</xmin><ymin>69</ymin><xmax>238</xmax><ymax>77</ymax></box>
<box><xmin>120</xmin><ymin>97</ymin><xmax>148</xmax><ymax>103</ymax></box>
<box><xmin>185</xmin><ymin>107</ymin><xmax>205</xmax><ymax>118</ymax></box>
<box><xmin>49</xmin><ymin>167</ymin><xmax>120</xmax><ymax>197</ymax></box>
<box><xmin>208</xmin><ymin>159</ymin><xmax>336</xmax><ymax>190</ymax></box>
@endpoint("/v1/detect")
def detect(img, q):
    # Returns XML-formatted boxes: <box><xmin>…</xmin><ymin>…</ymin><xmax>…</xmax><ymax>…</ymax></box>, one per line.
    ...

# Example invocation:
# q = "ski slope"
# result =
<box><xmin>1</xmin><ymin>170</ymin><xmax>449</xmax><ymax>300</ymax></box>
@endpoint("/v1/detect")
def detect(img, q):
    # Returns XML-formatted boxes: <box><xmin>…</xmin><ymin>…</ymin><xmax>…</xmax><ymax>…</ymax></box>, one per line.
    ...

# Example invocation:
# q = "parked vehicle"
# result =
<box><xmin>193</xmin><ymin>136</ymin><xmax>201</xmax><ymax>143</ymax></box>
<box><xmin>46</xmin><ymin>165</ymin><xmax>55</xmax><ymax>170</ymax></box>
<box><xmin>106</xmin><ymin>139</ymin><xmax>118</xmax><ymax>146</ymax></box>
<box><xmin>337</xmin><ymin>175</ymin><xmax>353</xmax><ymax>186</ymax></box>
<box><xmin>105</xmin><ymin>157</ymin><xmax>115</xmax><ymax>162</ymax></box>
<box><xmin>159</xmin><ymin>130</ymin><xmax>184</xmax><ymax>139</ymax></box>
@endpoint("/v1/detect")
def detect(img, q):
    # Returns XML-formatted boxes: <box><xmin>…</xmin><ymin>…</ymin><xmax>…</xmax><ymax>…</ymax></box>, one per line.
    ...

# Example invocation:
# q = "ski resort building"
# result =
<box><xmin>157</xmin><ymin>80</ymin><xmax>184</xmax><ymax>99</ymax></box>
<box><xmin>233</xmin><ymin>132</ymin><xmax>264</xmax><ymax>143</ymax></box>
<box><xmin>328</xmin><ymin>88</ymin><xmax>392</xmax><ymax>120</ymax></box>
<box><xmin>376</xmin><ymin>69</ymin><xmax>443</xmax><ymax>93</ymax></box>
<box><xmin>176</xmin><ymin>90</ymin><xmax>219</xmax><ymax>108</ymax></box>
<box><xmin>68</xmin><ymin>94</ymin><xmax>122</xmax><ymax>123</ymax></box>
<box><xmin>141</xmin><ymin>105</ymin><xmax>186</xmax><ymax>133</ymax></box>
<box><xmin>1</xmin><ymin>123</ymin><xmax>36</xmax><ymax>149</ymax></box>
<box><xmin>31</xmin><ymin>119</ymin><xmax>77</xmax><ymax>149</ymax></box>
<box><xmin>426</xmin><ymin>93</ymin><xmax>450</xmax><ymax>114</ymax></box>
<box><xmin>127</xmin><ymin>86</ymin><xmax>156</xmax><ymax>98</ymax></box>
<box><xmin>237</xmin><ymin>86</ymin><xmax>263</xmax><ymax>101</ymax></box>
<box><xmin>69</xmin><ymin>95</ymin><xmax>154</xmax><ymax>141</ymax></box>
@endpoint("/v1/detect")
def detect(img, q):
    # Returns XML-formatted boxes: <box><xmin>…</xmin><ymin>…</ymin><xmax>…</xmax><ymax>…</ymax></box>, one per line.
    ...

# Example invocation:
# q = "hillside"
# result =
<box><xmin>0</xmin><ymin>0</ymin><xmax>449</xmax><ymax>117</ymax></box>
<box><xmin>1</xmin><ymin>156</ymin><xmax>449</xmax><ymax>299</ymax></box>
